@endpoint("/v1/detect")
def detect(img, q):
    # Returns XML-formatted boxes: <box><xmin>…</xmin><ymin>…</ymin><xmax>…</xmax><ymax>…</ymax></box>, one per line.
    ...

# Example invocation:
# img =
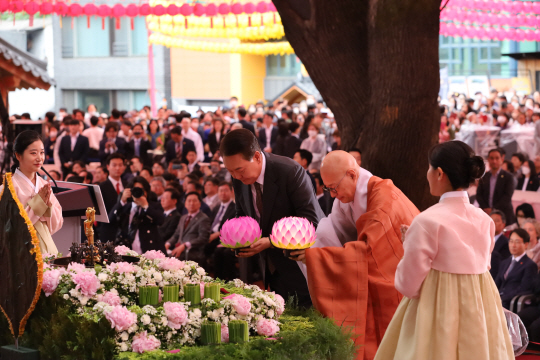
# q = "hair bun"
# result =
<box><xmin>466</xmin><ymin>155</ymin><xmax>485</xmax><ymax>182</ymax></box>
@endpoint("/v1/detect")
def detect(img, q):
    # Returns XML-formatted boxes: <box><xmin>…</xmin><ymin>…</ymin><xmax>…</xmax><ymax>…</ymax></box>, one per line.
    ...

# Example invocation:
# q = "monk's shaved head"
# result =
<box><xmin>320</xmin><ymin>151</ymin><xmax>360</xmax><ymax>203</ymax></box>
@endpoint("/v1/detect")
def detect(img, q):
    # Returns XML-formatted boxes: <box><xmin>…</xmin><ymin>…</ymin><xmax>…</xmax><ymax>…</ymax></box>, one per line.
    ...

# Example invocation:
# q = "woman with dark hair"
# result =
<box><xmin>299</xmin><ymin>114</ymin><xmax>314</xmax><ymax>140</ymax></box>
<box><xmin>517</xmin><ymin>160</ymin><xmax>539</xmax><ymax>191</ymax></box>
<box><xmin>272</xmin><ymin>120</ymin><xmax>290</xmax><ymax>156</ymax></box>
<box><xmin>109</xmin><ymin>175</ymin><xmax>164</xmax><ymax>254</ymax></box>
<box><xmin>147</xmin><ymin>119</ymin><xmax>164</xmax><ymax>152</ymax></box>
<box><xmin>375</xmin><ymin>141</ymin><xmax>514</xmax><ymax>359</ymax></box>
<box><xmin>1</xmin><ymin>130</ymin><xmax>63</xmax><ymax>255</ymax></box>
<box><xmin>207</xmin><ymin>118</ymin><xmax>225</xmax><ymax>155</ymax></box>
<box><xmin>516</xmin><ymin>203</ymin><xmax>536</xmax><ymax>228</ymax></box>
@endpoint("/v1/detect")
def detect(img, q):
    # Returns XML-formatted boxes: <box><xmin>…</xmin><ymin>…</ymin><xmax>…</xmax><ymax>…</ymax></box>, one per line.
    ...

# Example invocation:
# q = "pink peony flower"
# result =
<box><xmin>71</xmin><ymin>271</ymin><xmax>101</xmax><ymax>296</ymax></box>
<box><xmin>221</xmin><ymin>324</ymin><xmax>229</xmax><ymax>343</ymax></box>
<box><xmin>143</xmin><ymin>250</ymin><xmax>166</xmax><ymax>260</ymax></box>
<box><xmin>114</xmin><ymin>245</ymin><xmax>132</xmax><ymax>256</ymax></box>
<box><xmin>158</xmin><ymin>258</ymin><xmax>185</xmax><ymax>271</ymax></box>
<box><xmin>274</xmin><ymin>293</ymin><xmax>285</xmax><ymax>316</ymax></box>
<box><xmin>108</xmin><ymin>262</ymin><xmax>136</xmax><ymax>274</ymax></box>
<box><xmin>104</xmin><ymin>305</ymin><xmax>138</xmax><ymax>332</ymax></box>
<box><xmin>256</xmin><ymin>318</ymin><xmax>280</xmax><ymax>337</ymax></box>
<box><xmin>67</xmin><ymin>262</ymin><xmax>87</xmax><ymax>274</ymax></box>
<box><xmin>163</xmin><ymin>302</ymin><xmax>188</xmax><ymax>329</ymax></box>
<box><xmin>96</xmin><ymin>291</ymin><xmax>122</xmax><ymax>306</ymax></box>
<box><xmin>42</xmin><ymin>269</ymin><xmax>64</xmax><ymax>297</ymax></box>
<box><xmin>131</xmin><ymin>331</ymin><xmax>161</xmax><ymax>353</ymax></box>
<box><xmin>224</xmin><ymin>294</ymin><xmax>251</xmax><ymax>316</ymax></box>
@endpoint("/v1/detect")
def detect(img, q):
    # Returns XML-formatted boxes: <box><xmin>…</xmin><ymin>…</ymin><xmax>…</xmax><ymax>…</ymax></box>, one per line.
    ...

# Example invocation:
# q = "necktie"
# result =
<box><xmin>135</xmin><ymin>139</ymin><xmax>140</xmax><ymax>157</ymax></box>
<box><xmin>254</xmin><ymin>182</ymin><xmax>263</xmax><ymax>220</ymax></box>
<box><xmin>212</xmin><ymin>205</ymin><xmax>225</xmax><ymax>230</ymax></box>
<box><xmin>116</xmin><ymin>182</ymin><xmax>120</xmax><ymax>195</ymax></box>
<box><xmin>176</xmin><ymin>143</ymin><xmax>182</xmax><ymax>159</ymax></box>
<box><xmin>128</xmin><ymin>207</ymin><xmax>142</xmax><ymax>241</ymax></box>
<box><xmin>504</xmin><ymin>259</ymin><xmax>517</xmax><ymax>280</ymax></box>
<box><xmin>184</xmin><ymin>215</ymin><xmax>192</xmax><ymax>229</ymax></box>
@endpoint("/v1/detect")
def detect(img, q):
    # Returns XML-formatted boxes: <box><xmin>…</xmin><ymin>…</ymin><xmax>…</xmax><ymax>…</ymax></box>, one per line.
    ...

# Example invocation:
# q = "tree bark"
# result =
<box><xmin>273</xmin><ymin>0</ymin><xmax>441</xmax><ymax>210</ymax></box>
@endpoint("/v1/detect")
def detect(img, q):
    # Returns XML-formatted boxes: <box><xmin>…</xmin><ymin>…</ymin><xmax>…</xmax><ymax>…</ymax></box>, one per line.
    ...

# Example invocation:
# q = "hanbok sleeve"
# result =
<box><xmin>45</xmin><ymin>192</ymin><xmax>63</xmax><ymax>235</ymax></box>
<box><xmin>394</xmin><ymin>219</ymin><xmax>437</xmax><ymax>299</ymax></box>
<box><xmin>25</xmin><ymin>194</ymin><xmax>49</xmax><ymax>225</ymax></box>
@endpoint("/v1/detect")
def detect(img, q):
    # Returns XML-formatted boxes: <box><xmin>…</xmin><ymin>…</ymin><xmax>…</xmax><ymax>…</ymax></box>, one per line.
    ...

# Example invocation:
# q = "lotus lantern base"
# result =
<box><xmin>233</xmin><ymin>246</ymin><xmax>251</xmax><ymax>256</ymax></box>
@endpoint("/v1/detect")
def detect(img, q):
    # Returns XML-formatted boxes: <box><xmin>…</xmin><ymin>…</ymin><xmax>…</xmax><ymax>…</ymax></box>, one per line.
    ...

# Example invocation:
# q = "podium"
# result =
<box><xmin>50</xmin><ymin>181</ymin><xmax>109</xmax><ymax>255</ymax></box>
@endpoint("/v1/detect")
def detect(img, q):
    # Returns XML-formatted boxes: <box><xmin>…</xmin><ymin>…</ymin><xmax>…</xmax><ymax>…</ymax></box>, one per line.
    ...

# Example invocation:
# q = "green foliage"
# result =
<box><xmin>200</xmin><ymin>321</ymin><xmax>221</xmax><ymax>345</ymax></box>
<box><xmin>228</xmin><ymin>320</ymin><xmax>249</xmax><ymax>344</ymax></box>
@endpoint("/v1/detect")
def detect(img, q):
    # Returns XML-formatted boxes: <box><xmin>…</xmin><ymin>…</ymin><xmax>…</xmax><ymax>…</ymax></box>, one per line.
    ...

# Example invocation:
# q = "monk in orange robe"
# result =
<box><xmin>292</xmin><ymin>151</ymin><xmax>419</xmax><ymax>360</ymax></box>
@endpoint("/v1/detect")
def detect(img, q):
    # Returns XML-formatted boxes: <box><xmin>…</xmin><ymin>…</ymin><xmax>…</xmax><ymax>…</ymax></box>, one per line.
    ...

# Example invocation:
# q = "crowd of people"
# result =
<box><xmin>5</xmin><ymin>98</ymin><xmax>358</xmax><ymax>282</ymax></box>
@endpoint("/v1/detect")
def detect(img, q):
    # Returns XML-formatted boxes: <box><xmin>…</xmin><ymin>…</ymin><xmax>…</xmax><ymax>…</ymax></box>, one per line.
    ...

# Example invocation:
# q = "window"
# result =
<box><xmin>61</xmin><ymin>17</ymin><xmax>148</xmax><ymax>58</ymax></box>
<box><xmin>266</xmin><ymin>54</ymin><xmax>301</xmax><ymax>76</ymax></box>
<box><xmin>77</xmin><ymin>90</ymin><xmax>110</xmax><ymax>114</ymax></box>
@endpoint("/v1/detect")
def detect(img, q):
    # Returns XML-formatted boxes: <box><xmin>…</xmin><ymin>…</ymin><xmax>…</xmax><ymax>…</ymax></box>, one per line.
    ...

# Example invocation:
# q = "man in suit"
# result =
<box><xmin>293</xmin><ymin>149</ymin><xmax>317</xmax><ymax>194</ymax></box>
<box><xmin>98</xmin><ymin>153</ymin><xmax>127</xmax><ymax>243</ymax></box>
<box><xmin>59</xmin><ymin>119</ymin><xmax>90</xmax><ymax>177</ymax></box>
<box><xmin>99</xmin><ymin>122</ymin><xmax>127</xmax><ymax>164</ymax></box>
<box><xmin>158</xmin><ymin>188</ymin><xmax>182</xmax><ymax>242</ymax></box>
<box><xmin>206</xmin><ymin>181</ymin><xmax>237</xmax><ymax>277</ymax></box>
<box><xmin>495</xmin><ymin>229</ymin><xmax>538</xmax><ymax>309</ymax></box>
<box><xmin>258</xmin><ymin>112</ymin><xmax>278</xmax><ymax>152</ymax></box>
<box><xmin>313</xmin><ymin>172</ymin><xmax>334</xmax><ymax>216</ymax></box>
<box><xmin>165</xmin><ymin>192</ymin><xmax>211</xmax><ymax>267</ymax></box>
<box><xmin>165</xmin><ymin>126</ymin><xmax>196</xmax><ymax>164</ymax></box>
<box><xmin>126</xmin><ymin>123</ymin><xmax>153</xmax><ymax>167</ymax></box>
<box><xmin>238</xmin><ymin>108</ymin><xmax>255</xmax><ymax>135</ymax></box>
<box><xmin>282</xmin><ymin>122</ymin><xmax>302</xmax><ymax>159</ymax></box>
<box><xmin>477</xmin><ymin>148</ymin><xmax>516</xmax><ymax>225</ymax></box>
<box><xmin>109</xmin><ymin>178</ymin><xmax>166</xmax><ymax>253</ymax></box>
<box><xmin>491</xmin><ymin>210</ymin><xmax>511</xmax><ymax>260</ymax></box>
<box><xmin>221</xmin><ymin>129</ymin><xmax>325</xmax><ymax>307</ymax></box>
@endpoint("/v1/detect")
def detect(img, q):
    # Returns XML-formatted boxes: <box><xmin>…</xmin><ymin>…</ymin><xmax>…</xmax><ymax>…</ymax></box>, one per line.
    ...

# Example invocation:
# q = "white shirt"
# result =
<box><xmin>129</xmin><ymin>203</ymin><xmax>142</xmax><ymax>254</ymax></box>
<box><xmin>182</xmin><ymin>128</ymin><xmax>204</xmax><ymax>162</ymax></box>
<box><xmin>187</xmin><ymin>161</ymin><xmax>199</xmax><ymax>173</ymax></box>
<box><xmin>82</xmin><ymin>127</ymin><xmax>104</xmax><ymax>151</ymax></box>
<box><xmin>164</xmin><ymin>208</ymin><xmax>176</xmax><ymax>216</ymax></box>
<box><xmin>108</xmin><ymin>176</ymin><xmax>124</xmax><ymax>194</ymax></box>
<box><xmin>203</xmin><ymin>193</ymin><xmax>220</xmax><ymax>210</ymax></box>
<box><xmin>264</xmin><ymin>125</ymin><xmax>273</xmax><ymax>149</ymax></box>
<box><xmin>522</xmin><ymin>177</ymin><xmax>530</xmax><ymax>191</ymax></box>
<box><xmin>70</xmin><ymin>133</ymin><xmax>80</xmax><ymax>151</ymax></box>
<box><xmin>316</xmin><ymin>193</ymin><xmax>324</xmax><ymax>200</ymax></box>
<box><xmin>212</xmin><ymin>200</ymin><xmax>232</xmax><ymax>233</ymax></box>
<box><xmin>439</xmin><ymin>190</ymin><xmax>469</xmax><ymax>202</ymax></box>
<box><xmin>251</xmin><ymin>154</ymin><xmax>266</xmax><ymax>219</ymax></box>
<box><xmin>512</xmin><ymin>252</ymin><xmax>527</xmax><ymax>262</ymax></box>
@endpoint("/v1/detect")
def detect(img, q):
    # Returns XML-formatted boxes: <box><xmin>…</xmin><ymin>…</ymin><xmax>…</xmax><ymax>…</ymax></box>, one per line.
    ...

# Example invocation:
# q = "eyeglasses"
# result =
<box><xmin>323</xmin><ymin>174</ymin><xmax>347</xmax><ymax>194</ymax></box>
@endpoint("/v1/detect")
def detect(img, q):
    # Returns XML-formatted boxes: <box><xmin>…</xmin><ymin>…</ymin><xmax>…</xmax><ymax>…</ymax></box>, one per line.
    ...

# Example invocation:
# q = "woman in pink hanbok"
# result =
<box><xmin>1</xmin><ymin>130</ymin><xmax>63</xmax><ymax>255</ymax></box>
<box><xmin>375</xmin><ymin>141</ymin><xmax>514</xmax><ymax>360</ymax></box>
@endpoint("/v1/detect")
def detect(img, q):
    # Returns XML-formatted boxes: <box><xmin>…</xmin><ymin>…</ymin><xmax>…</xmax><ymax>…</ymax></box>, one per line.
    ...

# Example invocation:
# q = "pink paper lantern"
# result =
<box><xmin>54</xmin><ymin>2</ymin><xmax>68</xmax><ymax>16</ymax></box>
<box><xmin>98</xmin><ymin>4</ymin><xmax>111</xmax><ymax>17</ymax></box>
<box><xmin>83</xmin><ymin>3</ymin><xmax>97</xmax><ymax>16</ymax></box>
<box><xmin>256</xmin><ymin>1</ymin><xmax>268</xmax><ymax>13</ymax></box>
<box><xmin>69</xmin><ymin>3</ymin><xmax>82</xmax><ymax>16</ymax></box>
<box><xmin>525</xmin><ymin>14</ymin><xmax>536</xmax><ymax>27</ymax></box>
<box><xmin>523</xmin><ymin>1</ymin><xmax>533</xmax><ymax>13</ymax></box>
<box><xmin>0</xmin><ymin>0</ymin><xmax>8</xmax><ymax>12</ymax></box>
<box><xmin>220</xmin><ymin>217</ymin><xmax>262</xmax><ymax>249</ymax></box>
<box><xmin>478</xmin><ymin>27</ymin><xmax>487</xmax><ymax>39</ymax></box>
<box><xmin>468</xmin><ymin>11</ymin><xmax>478</xmax><ymax>22</ymax></box>
<box><xmin>512</xmin><ymin>1</ymin><xmax>524</xmax><ymax>13</ymax></box>
<box><xmin>126</xmin><ymin>4</ymin><xmax>138</xmax><ymax>17</ymax></box>
<box><xmin>525</xmin><ymin>30</ymin><xmax>535</xmax><ymax>41</ymax></box>
<box><xmin>503</xmin><ymin>1</ymin><xmax>513</xmax><ymax>13</ymax></box>
<box><xmin>112</xmin><ymin>4</ymin><xmax>125</xmax><ymax>17</ymax></box>
<box><xmin>268</xmin><ymin>2</ymin><xmax>276</xmax><ymax>11</ymax></box>
<box><xmin>270</xmin><ymin>217</ymin><xmax>316</xmax><ymax>250</ymax></box>
<box><xmin>218</xmin><ymin>3</ymin><xmax>230</xmax><ymax>15</ymax></box>
<box><xmin>534</xmin><ymin>30</ymin><xmax>540</xmax><ymax>41</ymax></box>
<box><xmin>139</xmin><ymin>4</ymin><xmax>151</xmax><ymax>16</ymax></box>
<box><xmin>180</xmin><ymin>3</ymin><xmax>193</xmax><ymax>16</ymax></box>
<box><xmin>206</xmin><ymin>3</ymin><xmax>217</xmax><ymax>16</ymax></box>
<box><xmin>517</xmin><ymin>14</ymin><xmax>527</xmax><ymax>25</ymax></box>
<box><xmin>24</xmin><ymin>1</ymin><xmax>39</xmax><ymax>15</ymax></box>
<box><xmin>533</xmin><ymin>2</ymin><xmax>540</xmax><ymax>13</ymax></box>
<box><xmin>10</xmin><ymin>1</ymin><xmax>24</xmax><ymax>13</ymax></box>
<box><xmin>193</xmin><ymin>3</ymin><xmax>205</xmax><ymax>16</ymax></box>
<box><xmin>231</xmin><ymin>3</ymin><xmax>243</xmax><ymax>15</ymax></box>
<box><xmin>515</xmin><ymin>29</ymin><xmax>525</xmax><ymax>41</ymax></box>
<box><xmin>40</xmin><ymin>2</ymin><xmax>53</xmax><ymax>15</ymax></box>
<box><xmin>492</xmin><ymin>0</ymin><xmax>503</xmax><ymax>11</ymax></box>
<box><xmin>152</xmin><ymin>4</ymin><xmax>166</xmax><ymax>16</ymax></box>
<box><xmin>244</xmin><ymin>2</ymin><xmax>255</xmax><ymax>14</ymax></box>
<box><xmin>167</xmin><ymin>4</ymin><xmax>179</xmax><ymax>16</ymax></box>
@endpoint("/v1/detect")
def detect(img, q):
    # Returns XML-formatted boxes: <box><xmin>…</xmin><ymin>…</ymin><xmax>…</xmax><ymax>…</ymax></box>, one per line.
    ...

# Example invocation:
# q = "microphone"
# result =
<box><xmin>40</xmin><ymin>166</ymin><xmax>59</xmax><ymax>189</ymax></box>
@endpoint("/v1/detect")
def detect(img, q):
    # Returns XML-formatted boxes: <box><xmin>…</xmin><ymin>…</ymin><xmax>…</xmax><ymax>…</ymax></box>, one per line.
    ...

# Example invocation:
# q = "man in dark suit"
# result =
<box><xmin>282</xmin><ymin>122</ymin><xmax>302</xmax><ymax>159</ymax></box>
<box><xmin>495</xmin><ymin>229</ymin><xmax>537</xmax><ymax>309</ymax></box>
<box><xmin>258</xmin><ymin>112</ymin><xmax>278</xmax><ymax>152</ymax></box>
<box><xmin>109</xmin><ymin>178</ymin><xmax>166</xmax><ymax>253</ymax></box>
<box><xmin>206</xmin><ymin>182</ymin><xmax>237</xmax><ymax>277</ymax></box>
<box><xmin>59</xmin><ymin>119</ymin><xmax>90</xmax><ymax>176</ymax></box>
<box><xmin>313</xmin><ymin>172</ymin><xmax>334</xmax><ymax>216</ymax></box>
<box><xmin>477</xmin><ymin>148</ymin><xmax>516</xmax><ymax>225</ymax></box>
<box><xmin>238</xmin><ymin>108</ymin><xmax>255</xmax><ymax>135</ymax></box>
<box><xmin>126</xmin><ymin>123</ymin><xmax>153</xmax><ymax>167</ymax></box>
<box><xmin>99</xmin><ymin>122</ymin><xmax>127</xmax><ymax>164</ymax></box>
<box><xmin>221</xmin><ymin>129</ymin><xmax>325</xmax><ymax>307</ymax></box>
<box><xmin>98</xmin><ymin>153</ymin><xmax>127</xmax><ymax>243</ymax></box>
<box><xmin>158</xmin><ymin>188</ymin><xmax>182</xmax><ymax>242</ymax></box>
<box><xmin>491</xmin><ymin>210</ymin><xmax>511</xmax><ymax>260</ymax></box>
<box><xmin>293</xmin><ymin>149</ymin><xmax>317</xmax><ymax>194</ymax></box>
<box><xmin>165</xmin><ymin>126</ymin><xmax>196</xmax><ymax>164</ymax></box>
<box><xmin>165</xmin><ymin>192</ymin><xmax>211</xmax><ymax>267</ymax></box>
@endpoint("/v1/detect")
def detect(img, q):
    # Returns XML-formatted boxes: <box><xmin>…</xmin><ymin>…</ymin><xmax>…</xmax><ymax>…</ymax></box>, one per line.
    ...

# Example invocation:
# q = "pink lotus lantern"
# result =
<box><xmin>220</xmin><ymin>217</ymin><xmax>262</xmax><ymax>255</ymax></box>
<box><xmin>270</xmin><ymin>217</ymin><xmax>316</xmax><ymax>257</ymax></box>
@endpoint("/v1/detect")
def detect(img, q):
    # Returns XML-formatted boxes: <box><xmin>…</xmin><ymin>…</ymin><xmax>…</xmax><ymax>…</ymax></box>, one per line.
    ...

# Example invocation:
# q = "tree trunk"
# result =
<box><xmin>273</xmin><ymin>0</ymin><xmax>442</xmax><ymax>210</ymax></box>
